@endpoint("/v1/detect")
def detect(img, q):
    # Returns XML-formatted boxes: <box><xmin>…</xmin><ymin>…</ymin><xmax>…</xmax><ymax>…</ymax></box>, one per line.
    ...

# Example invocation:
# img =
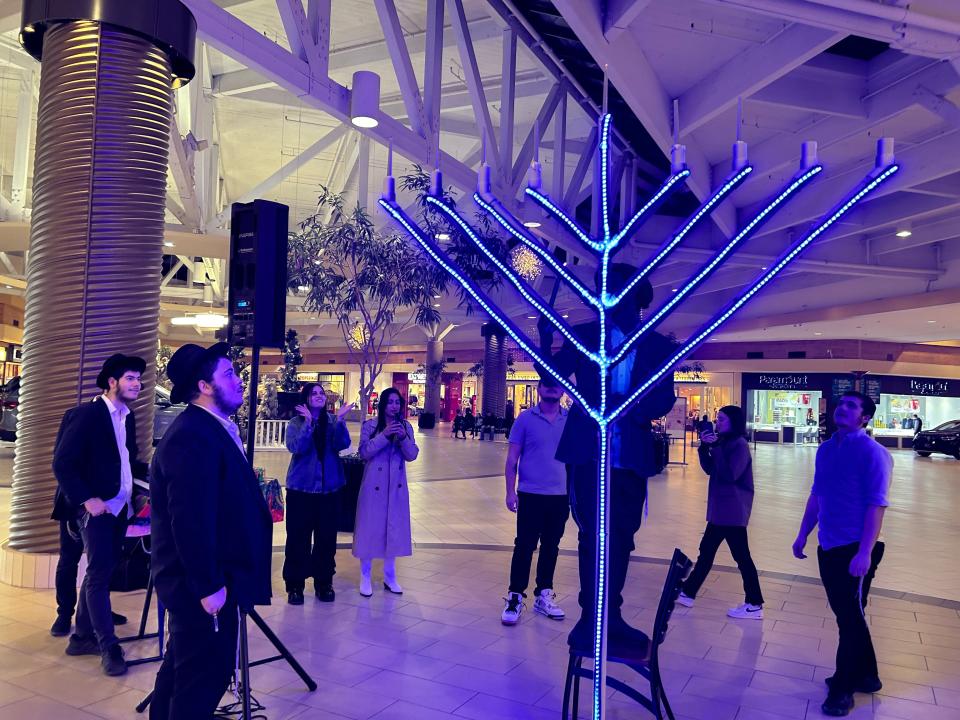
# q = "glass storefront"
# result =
<box><xmin>674</xmin><ymin>372</ymin><xmax>734</xmax><ymax>431</ymax></box>
<box><xmin>296</xmin><ymin>372</ymin><xmax>345</xmax><ymax>406</ymax></box>
<box><xmin>748</xmin><ymin>389</ymin><xmax>822</xmax><ymax>443</ymax></box>
<box><xmin>873</xmin><ymin>394</ymin><xmax>960</xmax><ymax>438</ymax></box>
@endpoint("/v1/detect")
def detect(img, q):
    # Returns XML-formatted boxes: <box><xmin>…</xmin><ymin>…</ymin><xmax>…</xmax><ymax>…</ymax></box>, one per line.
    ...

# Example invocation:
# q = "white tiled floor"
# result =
<box><xmin>2</xmin><ymin>430</ymin><xmax>960</xmax><ymax>718</ymax></box>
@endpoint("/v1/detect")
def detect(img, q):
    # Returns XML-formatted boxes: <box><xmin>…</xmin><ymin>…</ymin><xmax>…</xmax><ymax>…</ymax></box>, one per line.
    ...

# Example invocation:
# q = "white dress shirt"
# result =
<box><xmin>195</xmin><ymin>403</ymin><xmax>247</xmax><ymax>457</ymax></box>
<box><xmin>100</xmin><ymin>395</ymin><xmax>134</xmax><ymax>517</ymax></box>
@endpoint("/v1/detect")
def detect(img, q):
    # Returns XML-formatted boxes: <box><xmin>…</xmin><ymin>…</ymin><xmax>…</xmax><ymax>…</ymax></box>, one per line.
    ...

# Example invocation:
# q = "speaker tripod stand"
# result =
<box><xmin>137</xmin><ymin>344</ymin><xmax>317</xmax><ymax>717</ymax></box>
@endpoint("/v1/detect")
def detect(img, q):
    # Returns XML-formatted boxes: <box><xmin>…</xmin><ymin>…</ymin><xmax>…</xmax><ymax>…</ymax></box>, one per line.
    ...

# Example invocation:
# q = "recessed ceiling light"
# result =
<box><xmin>523</xmin><ymin>220</ymin><xmax>542</xmax><ymax>229</ymax></box>
<box><xmin>927</xmin><ymin>319</ymin><xmax>936</xmax><ymax>323</ymax></box>
<box><xmin>436</xmin><ymin>233</ymin><xmax>450</xmax><ymax>241</ymax></box>
<box><xmin>562</xmin><ymin>313</ymin><xmax>569</xmax><ymax>318</ymax></box>
<box><xmin>814</xmin><ymin>332</ymin><xmax>822</xmax><ymax>336</ymax></box>
<box><xmin>896</xmin><ymin>226</ymin><xmax>912</xmax><ymax>238</ymax></box>
<box><xmin>433</xmin><ymin>303</ymin><xmax>441</xmax><ymax>307</ymax></box>
<box><xmin>671</xmin><ymin>288</ymin><xmax>678</xmax><ymax>292</ymax></box>
<box><xmin>164</xmin><ymin>241</ymin><xmax>175</xmax><ymax>248</ymax></box>
<box><xmin>526</xmin><ymin>315</ymin><xmax>536</xmax><ymax>319</ymax></box>
<box><xmin>761</xmin><ymin>266</ymin><xmax>767</xmax><ymax>270</ymax></box>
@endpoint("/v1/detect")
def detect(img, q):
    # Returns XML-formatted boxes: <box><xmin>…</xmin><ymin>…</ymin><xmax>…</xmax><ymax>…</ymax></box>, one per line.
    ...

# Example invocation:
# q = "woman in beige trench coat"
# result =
<box><xmin>353</xmin><ymin>388</ymin><xmax>419</xmax><ymax>597</ymax></box>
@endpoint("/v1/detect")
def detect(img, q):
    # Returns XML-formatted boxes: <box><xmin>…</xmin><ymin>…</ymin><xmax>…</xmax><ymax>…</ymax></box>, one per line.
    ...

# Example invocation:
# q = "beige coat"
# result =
<box><xmin>352</xmin><ymin>418</ymin><xmax>419</xmax><ymax>559</ymax></box>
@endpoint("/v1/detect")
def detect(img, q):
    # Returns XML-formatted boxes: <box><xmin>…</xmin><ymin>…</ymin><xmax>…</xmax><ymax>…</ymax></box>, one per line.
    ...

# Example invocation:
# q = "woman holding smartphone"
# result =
<box><xmin>283</xmin><ymin>383</ymin><xmax>354</xmax><ymax>605</ymax></box>
<box><xmin>353</xmin><ymin>388</ymin><xmax>419</xmax><ymax>597</ymax></box>
<box><xmin>677</xmin><ymin>405</ymin><xmax>764</xmax><ymax>619</ymax></box>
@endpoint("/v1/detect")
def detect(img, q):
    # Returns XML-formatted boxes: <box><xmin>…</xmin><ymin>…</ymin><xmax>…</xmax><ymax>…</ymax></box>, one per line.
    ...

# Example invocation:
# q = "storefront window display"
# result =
<box><xmin>296</xmin><ymin>372</ymin><xmax>345</xmax><ymax>407</ymax></box>
<box><xmin>674</xmin><ymin>371</ymin><xmax>733</xmax><ymax>432</ymax></box>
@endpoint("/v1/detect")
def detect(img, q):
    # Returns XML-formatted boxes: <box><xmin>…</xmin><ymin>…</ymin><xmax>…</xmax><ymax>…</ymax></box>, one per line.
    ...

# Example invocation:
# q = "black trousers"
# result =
<box><xmin>282</xmin><ymin>487</ymin><xmax>341</xmax><ymax>592</ymax></box>
<box><xmin>818</xmin><ymin>541</ymin><xmax>885</xmax><ymax>693</ymax></box>
<box><xmin>76</xmin><ymin>508</ymin><xmax>128</xmax><ymax>651</ymax></box>
<box><xmin>568</xmin><ymin>463</ymin><xmax>646</xmax><ymax>624</ymax></box>
<box><xmin>508</xmin><ymin>491</ymin><xmax>569</xmax><ymax>596</ymax></box>
<box><xmin>55</xmin><ymin>518</ymin><xmax>85</xmax><ymax>620</ymax></box>
<box><xmin>681</xmin><ymin>523</ymin><xmax>764</xmax><ymax>606</ymax></box>
<box><xmin>150</xmin><ymin>602</ymin><xmax>239</xmax><ymax>720</ymax></box>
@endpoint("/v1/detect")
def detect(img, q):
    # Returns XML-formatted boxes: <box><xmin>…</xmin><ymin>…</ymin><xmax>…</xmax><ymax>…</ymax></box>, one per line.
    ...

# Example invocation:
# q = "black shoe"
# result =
<box><xmin>111</xmin><ymin>611</ymin><xmax>128</xmax><ymax>626</ymax></box>
<box><xmin>65</xmin><ymin>634</ymin><xmax>100</xmax><ymax>656</ymax></box>
<box><xmin>50</xmin><ymin>615</ymin><xmax>72</xmax><ymax>637</ymax></box>
<box><xmin>821</xmin><ymin>691</ymin><xmax>854</xmax><ymax>717</ymax></box>
<box><xmin>825</xmin><ymin>675</ymin><xmax>882</xmax><ymax>694</ymax></box>
<box><xmin>288</xmin><ymin>590</ymin><xmax>304</xmax><ymax>605</ymax></box>
<box><xmin>315</xmin><ymin>585</ymin><xmax>335</xmax><ymax>602</ymax></box>
<box><xmin>101</xmin><ymin>644</ymin><xmax>127</xmax><ymax>676</ymax></box>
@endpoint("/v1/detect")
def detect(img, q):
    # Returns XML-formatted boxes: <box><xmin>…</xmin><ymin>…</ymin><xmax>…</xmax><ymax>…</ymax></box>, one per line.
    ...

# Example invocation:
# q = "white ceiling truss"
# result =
<box><xmin>0</xmin><ymin>0</ymin><xmax>957</xmax><ymax>348</ymax></box>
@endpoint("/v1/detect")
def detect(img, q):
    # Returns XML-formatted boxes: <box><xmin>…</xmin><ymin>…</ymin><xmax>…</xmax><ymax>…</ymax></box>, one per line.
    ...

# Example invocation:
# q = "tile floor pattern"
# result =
<box><xmin>2</xmin><ymin>429</ymin><xmax>960</xmax><ymax>717</ymax></box>
<box><xmin>1</xmin><ymin>548</ymin><xmax>960</xmax><ymax>718</ymax></box>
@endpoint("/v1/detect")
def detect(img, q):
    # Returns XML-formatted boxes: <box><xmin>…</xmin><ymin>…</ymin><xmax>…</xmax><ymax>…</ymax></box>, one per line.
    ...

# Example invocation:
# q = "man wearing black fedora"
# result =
<box><xmin>52</xmin><ymin>353</ymin><xmax>149</xmax><ymax>676</ymax></box>
<box><xmin>148</xmin><ymin>342</ymin><xmax>272</xmax><ymax>719</ymax></box>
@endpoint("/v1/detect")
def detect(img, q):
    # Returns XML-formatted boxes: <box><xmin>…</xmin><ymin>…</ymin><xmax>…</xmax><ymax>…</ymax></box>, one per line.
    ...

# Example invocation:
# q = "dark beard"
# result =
<box><xmin>213</xmin><ymin>383</ymin><xmax>242</xmax><ymax>415</ymax></box>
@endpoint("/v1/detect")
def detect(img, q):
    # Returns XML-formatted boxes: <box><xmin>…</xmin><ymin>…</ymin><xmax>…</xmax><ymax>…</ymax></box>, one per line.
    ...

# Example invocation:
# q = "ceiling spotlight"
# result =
<box><xmin>895</xmin><ymin>225</ymin><xmax>912</xmax><ymax>238</ymax></box>
<box><xmin>433</xmin><ymin>295</ymin><xmax>442</xmax><ymax>299</ymax></box>
<box><xmin>927</xmin><ymin>319</ymin><xmax>936</xmax><ymax>323</ymax></box>
<box><xmin>164</xmin><ymin>241</ymin><xmax>175</xmax><ymax>248</ymax></box>
<box><xmin>433</xmin><ymin>303</ymin><xmax>441</xmax><ymax>307</ymax></box>
<box><xmin>526</xmin><ymin>315</ymin><xmax>536</xmax><ymax>319</ymax></box>
<box><xmin>350</xmin><ymin>71</ymin><xmax>380</xmax><ymax>128</ymax></box>
<box><xmin>436</xmin><ymin>233</ymin><xmax>450</xmax><ymax>241</ymax></box>
<box><xmin>671</xmin><ymin>288</ymin><xmax>678</xmax><ymax>292</ymax></box>
<box><xmin>561</xmin><ymin>313</ymin><xmax>569</xmax><ymax>318</ymax></box>
<box><xmin>814</xmin><ymin>332</ymin><xmax>822</xmax><ymax>336</ymax></box>
<box><xmin>523</xmin><ymin>220</ymin><xmax>542</xmax><ymax>229</ymax></box>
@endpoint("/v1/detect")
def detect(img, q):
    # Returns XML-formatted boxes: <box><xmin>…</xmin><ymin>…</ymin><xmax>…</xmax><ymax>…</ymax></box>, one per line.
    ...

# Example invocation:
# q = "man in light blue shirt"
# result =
<box><xmin>793</xmin><ymin>391</ymin><xmax>892</xmax><ymax>717</ymax></box>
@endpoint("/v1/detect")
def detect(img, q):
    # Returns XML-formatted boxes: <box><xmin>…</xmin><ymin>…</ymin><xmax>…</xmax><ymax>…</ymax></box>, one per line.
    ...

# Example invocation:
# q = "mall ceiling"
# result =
<box><xmin>0</xmin><ymin>0</ymin><xmax>957</xmax><ymax>350</ymax></box>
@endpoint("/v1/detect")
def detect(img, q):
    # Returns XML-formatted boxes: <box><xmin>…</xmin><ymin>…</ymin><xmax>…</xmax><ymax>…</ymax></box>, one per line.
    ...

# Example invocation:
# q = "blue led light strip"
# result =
<box><xmin>526</xmin><ymin>187</ymin><xmax>602</xmax><ymax>253</ymax></box>
<box><xmin>425</xmin><ymin>196</ymin><xmax>599</xmax><ymax>364</ymax></box>
<box><xmin>379</xmin><ymin>198</ymin><xmax>596</xmax><ymax>414</ymax></box>
<box><xmin>473</xmin><ymin>193</ymin><xmax>602</xmax><ymax>309</ymax></box>
<box><xmin>607</xmin><ymin>164</ymin><xmax>899</xmax><ymax>423</ymax></box>
<box><xmin>609</xmin><ymin>169</ymin><xmax>690</xmax><ymax>251</ymax></box>
<box><xmin>600</xmin><ymin>114</ymin><xmax>613</xmax><ymax>243</ymax></box>
<box><xmin>607</xmin><ymin>165</ymin><xmax>754</xmax><ymax>308</ymax></box>
<box><xmin>609</xmin><ymin>165</ymin><xmax>823</xmax><ymax>366</ymax></box>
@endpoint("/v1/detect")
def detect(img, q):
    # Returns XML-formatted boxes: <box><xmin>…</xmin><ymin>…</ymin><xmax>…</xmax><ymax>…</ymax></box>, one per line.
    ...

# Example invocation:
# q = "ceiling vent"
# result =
<box><xmin>746</xmin><ymin>351</ymin><xmax>764</xmax><ymax>359</ymax></box>
<box><xmin>787</xmin><ymin>351</ymin><xmax>807</xmax><ymax>359</ymax></box>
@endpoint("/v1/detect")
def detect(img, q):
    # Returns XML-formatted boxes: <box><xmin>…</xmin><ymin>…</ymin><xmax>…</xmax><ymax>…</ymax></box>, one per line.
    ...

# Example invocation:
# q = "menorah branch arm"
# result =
<box><xmin>607</xmin><ymin>163</ymin><xmax>899</xmax><ymax>424</ymax></box>
<box><xmin>426</xmin><ymin>196</ymin><xmax>600</xmax><ymax>365</ymax></box>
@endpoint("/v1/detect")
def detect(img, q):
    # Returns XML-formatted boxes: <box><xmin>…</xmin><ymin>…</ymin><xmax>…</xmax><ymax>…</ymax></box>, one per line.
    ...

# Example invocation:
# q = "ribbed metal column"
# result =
<box><xmin>481</xmin><ymin>323</ymin><xmax>507</xmax><ymax>418</ymax></box>
<box><xmin>424</xmin><ymin>339</ymin><xmax>443</xmax><ymax>417</ymax></box>
<box><xmin>9</xmin><ymin>12</ymin><xmax>191</xmax><ymax>552</ymax></box>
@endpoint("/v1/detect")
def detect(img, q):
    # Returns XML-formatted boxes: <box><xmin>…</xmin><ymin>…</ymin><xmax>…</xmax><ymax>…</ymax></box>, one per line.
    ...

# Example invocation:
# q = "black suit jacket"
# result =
<box><xmin>545</xmin><ymin>321</ymin><xmax>677</xmax><ymax>476</ymax></box>
<box><xmin>51</xmin><ymin>397</ymin><xmax>149</xmax><ymax>521</ymax></box>
<box><xmin>150</xmin><ymin>405</ymin><xmax>272</xmax><ymax>620</ymax></box>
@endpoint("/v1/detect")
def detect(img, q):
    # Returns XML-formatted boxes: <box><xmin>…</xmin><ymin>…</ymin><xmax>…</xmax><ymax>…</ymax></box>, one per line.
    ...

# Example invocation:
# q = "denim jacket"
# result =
<box><xmin>284</xmin><ymin>414</ymin><xmax>351</xmax><ymax>493</ymax></box>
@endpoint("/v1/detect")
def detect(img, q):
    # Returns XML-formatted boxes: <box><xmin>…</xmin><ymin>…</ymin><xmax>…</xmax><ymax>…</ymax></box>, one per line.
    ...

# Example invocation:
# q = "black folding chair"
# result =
<box><xmin>562</xmin><ymin>548</ymin><xmax>692</xmax><ymax>719</ymax></box>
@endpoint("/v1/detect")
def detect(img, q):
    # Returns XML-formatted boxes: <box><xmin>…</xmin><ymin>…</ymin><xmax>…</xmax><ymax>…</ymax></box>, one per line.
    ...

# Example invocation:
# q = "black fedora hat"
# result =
<box><xmin>167</xmin><ymin>342</ymin><xmax>230</xmax><ymax>404</ymax></box>
<box><xmin>96</xmin><ymin>354</ymin><xmax>147</xmax><ymax>391</ymax></box>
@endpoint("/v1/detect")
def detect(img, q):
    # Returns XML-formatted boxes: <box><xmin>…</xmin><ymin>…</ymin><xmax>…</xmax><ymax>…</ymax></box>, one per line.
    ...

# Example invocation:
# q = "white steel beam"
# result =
<box><xmin>679</xmin><ymin>24</ymin><xmax>843</xmax><ymax>136</ymax></box>
<box><xmin>237</xmin><ymin>124</ymin><xmax>347</xmax><ymax>203</ymax></box>
<box><xmin>603</xmin><ymin>0</ymin><xmax>653</xmax><ymax>40</ymax></box>
<box><xmin>168</xmin><ymin>116</ymin><xmax>203</xmax><ymax>230</ymax></box>
<box><xmin>307</xmin><ymin>0</ymin><xmax>331</xmax><ymax>78</ymax></box>
<box><xmin>374</xmin><ymin>0</ymin><xmax>426</xmax><ymax>137</ymax></box>
<box><xmin>447</xmin><ymin>0</ymin><xmax>502</xmax><ymax>181</ymax></box>
<box><xmin>276</xmin><ymin>0</ymin><xmax>324</xmax><ymax>75</ymax></box>
<box><xmin>552</xmin><ymin>87</ymin><xmax>567</xmax><ymax>197</ymax></box>
<box><xmin>564</xmin><ymin>126</ymin><xmax>597</xmax><ymax>209</ymax></box>
<box><xmin>10</xmin><ymin>69</ymin><xmax>35</xmax><ymax>218</ymax></box>
<box><xmin>551</xmin><ymin>0</ymin><xmax>736</xmax><ymax>237</ymax></box>
<box><xmin>423</xmin><ymin>0</ymin><xmax>444</xmax><ymax>148</ymax></box>
<box><xmin>511</xmin><ymin>82</ymin><xmax>562</xmax><ymax>192</ymax></box>
<box><xmin>871</xmin><ymin>214</ymin><xmax>960</xmax><ymax>256</ymax></box>
<box><xmin>500</xmin><ymin>27</ymin><xmax>517</xmax><ymax>184</ymax></box>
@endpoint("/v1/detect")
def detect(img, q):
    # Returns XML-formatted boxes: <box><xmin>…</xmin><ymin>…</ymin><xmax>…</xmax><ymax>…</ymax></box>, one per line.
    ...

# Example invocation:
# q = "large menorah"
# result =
<box><xmin>380</xmin><ymin>114</ymin><xmax>897</xmax><ymax>720</ymax></box>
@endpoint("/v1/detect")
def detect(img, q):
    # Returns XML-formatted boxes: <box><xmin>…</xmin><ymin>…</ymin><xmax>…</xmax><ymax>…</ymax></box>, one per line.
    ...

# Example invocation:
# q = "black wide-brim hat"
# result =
<box><xmin>167</xmin><ymin>342</ymin><xmax>230</xmax><ymax>404</ymax></box>
<box><xmin>96</xmin><ymin>354</ymin><xmax>147</xmax><ymax>390</ymax></box>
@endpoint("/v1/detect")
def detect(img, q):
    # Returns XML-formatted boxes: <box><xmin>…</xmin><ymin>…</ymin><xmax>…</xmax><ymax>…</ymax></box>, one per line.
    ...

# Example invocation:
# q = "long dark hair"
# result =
<box><xmin>717</xmin><ymin>405</ymin><xmax>747</xmax><ymax>439</ymax></box>
<box><xmin>299</xmin><ymin>382</ymin><xmax>329</xmax><ymax>457</ymax></box>
<box><xmin>373</xmin><ymin>387</ymin><xmax>405</xmax><ymax>437</ymax></box>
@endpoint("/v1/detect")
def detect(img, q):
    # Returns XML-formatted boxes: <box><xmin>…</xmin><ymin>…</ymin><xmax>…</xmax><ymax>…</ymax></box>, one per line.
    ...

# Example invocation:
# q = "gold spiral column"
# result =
<box><xmin>5</xmin><ymin>2</ymin><xmax>195</xmax><ymax>561</ymax></box>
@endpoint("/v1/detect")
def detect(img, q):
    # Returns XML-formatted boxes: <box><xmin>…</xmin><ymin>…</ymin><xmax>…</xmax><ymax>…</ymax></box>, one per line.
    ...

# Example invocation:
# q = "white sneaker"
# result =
<box><xmin>727</xmin><ymin>603</ymin><xmax>763</xmax><ymax>620</ymax></box>
<box><xmin>676</xmin><ymin>591</ymin><xmax>695</xmax><ymax>608</ymax></box>
<box><xmin>533</xmin><ymin>589</ymin><xmax>565</xmax><ymax>620</ymax></box>
<box><xmin>501</xmin><ymin>592</ymin><xmax>524</xmax><ymax>625</ymax></box>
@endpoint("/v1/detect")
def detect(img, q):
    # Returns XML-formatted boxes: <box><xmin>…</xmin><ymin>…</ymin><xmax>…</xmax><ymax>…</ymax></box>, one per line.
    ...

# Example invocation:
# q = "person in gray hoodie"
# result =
<box><xmin>282</xmin><ymin>383</ymin><xmax>354</xmax><ymax>605</ymax></box>
<box><xmin>676</xmin><ymin>405</ymin><xmax>764</xmax><ymax>619</ymax></box>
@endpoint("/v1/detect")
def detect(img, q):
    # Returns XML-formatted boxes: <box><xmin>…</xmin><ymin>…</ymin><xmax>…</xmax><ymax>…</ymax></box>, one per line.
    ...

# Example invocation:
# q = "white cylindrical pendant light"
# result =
<box><xmin>350</xmin><ymin>70</ymin><xmax>380</xmax><ymax>128</ymax></box>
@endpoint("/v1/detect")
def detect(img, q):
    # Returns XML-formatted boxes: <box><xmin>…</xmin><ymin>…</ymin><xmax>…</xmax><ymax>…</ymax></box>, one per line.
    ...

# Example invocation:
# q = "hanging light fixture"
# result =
<box><xmin>350</xmin><ymin>71</ymin><xmax>380</xmax><ymax>128</ymax></box>
<box><xmin>510</xmin><ymin>245</ymin><xmax>543</xmax><ymax>281</ymax></box>
<box><xmin>347</xmin><ymin>323</ymin><xmax>370</xmax><ymax>349</ymax></box>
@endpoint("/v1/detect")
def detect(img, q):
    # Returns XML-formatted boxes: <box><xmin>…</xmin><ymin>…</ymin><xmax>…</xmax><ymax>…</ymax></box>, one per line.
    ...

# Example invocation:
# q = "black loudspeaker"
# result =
<box><xmin>228</xmin><ymin>200</ymin><xmax>289</xmax><ymax>348</ymax></box>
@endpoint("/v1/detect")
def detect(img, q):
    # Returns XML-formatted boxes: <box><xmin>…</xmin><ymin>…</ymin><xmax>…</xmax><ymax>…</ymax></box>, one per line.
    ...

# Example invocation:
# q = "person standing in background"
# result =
<box><xmin>501</xmin><ymin>377</ymin><xmax>569</xmax><ymax>625</ymax></box>
<box><xmin>283</xmin><ymin>382</ymin><xmax>354</xmax><ymax>605</ymax></box>
<box><xmin>353</xmin><ymin>388</ymin><xmax>419</xmax><ymax>597</ymax></box>
<box><xmin>52</xmin><ymin>353</ymin><xmax>148</xmax><ymax>676</ymax></box>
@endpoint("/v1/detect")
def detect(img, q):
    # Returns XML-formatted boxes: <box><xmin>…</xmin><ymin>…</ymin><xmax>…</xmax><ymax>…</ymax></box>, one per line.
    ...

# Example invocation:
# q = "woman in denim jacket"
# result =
<box><xmin>283</xmin><ymin>383</ymin><xmax>354</xmax><ymax>605</ymax></box>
